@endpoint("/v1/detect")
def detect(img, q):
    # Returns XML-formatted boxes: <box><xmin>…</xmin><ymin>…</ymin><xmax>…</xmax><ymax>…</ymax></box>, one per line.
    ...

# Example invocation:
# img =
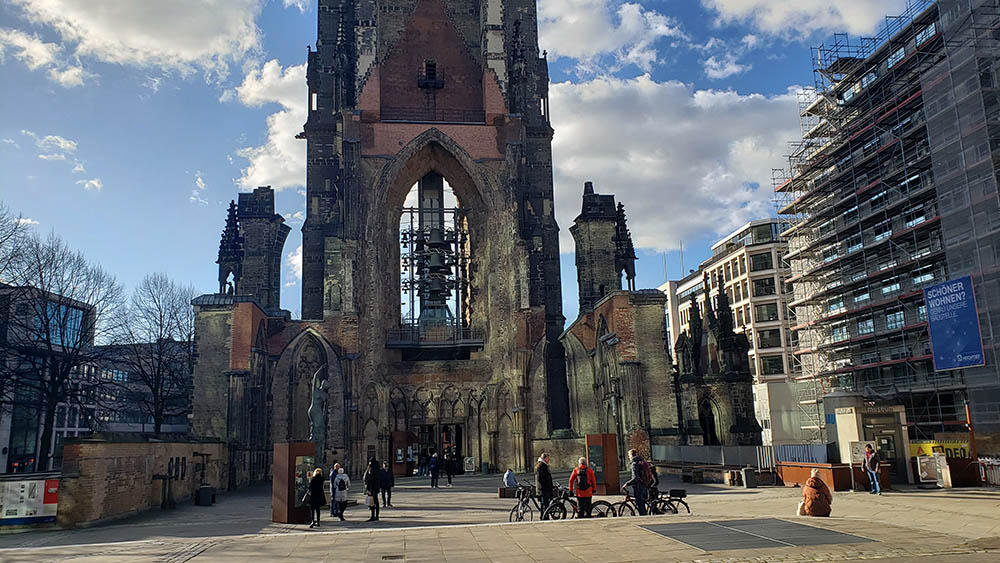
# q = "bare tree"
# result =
<box><xmin>109</xmin><ymin>273</ymin><xmax>197</xmax><ymax>433</ymax></box>
<box><xmin>0</xmin><ymin>201</ymin><xmax>28</xmax><ymax>282</ymax></box>
<box><xmin>1</xmin><ymin>232</ymin><xmax>123</xmax><ymax>470</ymax></box>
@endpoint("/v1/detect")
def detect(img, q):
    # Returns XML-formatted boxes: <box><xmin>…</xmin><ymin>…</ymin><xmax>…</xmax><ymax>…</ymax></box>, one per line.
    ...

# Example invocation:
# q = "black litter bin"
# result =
<box><xmin>195</xmin><ymin>484</ymin><xmax>215</xmax><ymax>506</ymax></box>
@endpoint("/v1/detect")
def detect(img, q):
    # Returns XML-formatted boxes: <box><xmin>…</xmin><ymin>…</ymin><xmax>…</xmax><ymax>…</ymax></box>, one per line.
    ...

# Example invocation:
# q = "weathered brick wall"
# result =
<box><xmin>190</xmin><ymin>303</ymin><xmax>235</xmax><ymax>440</ymax></box>
<box><xmin>58</xmin><ymin>440</ymin><xmax>227</xmax><ymax>528</ymax></box>
<box><xmin>530</xmin><ymin>437</ymin><xmax>586</xmax><ymax>471</ymax></box>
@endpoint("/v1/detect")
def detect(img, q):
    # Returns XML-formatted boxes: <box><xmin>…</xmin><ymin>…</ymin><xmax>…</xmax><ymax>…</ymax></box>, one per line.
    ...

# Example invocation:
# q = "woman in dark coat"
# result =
<box><xmin>363</xmin><ymin>457</ymin><xmax>381</xmax><ymax>522</ymax></box>
<box><xmin>802</xmin><ymin>468</ymin><xmax>833</xmax><ymax>517</ymax></box>
<box><xmin>308</xmin><ymin>467</ymin><xmax>327</xmax><ymax>528</ymax></box>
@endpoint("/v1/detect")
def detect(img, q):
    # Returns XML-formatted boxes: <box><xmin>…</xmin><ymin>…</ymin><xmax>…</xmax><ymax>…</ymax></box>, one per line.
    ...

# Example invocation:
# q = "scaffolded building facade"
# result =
<box><xmin>778</xmin><ymin>0</ymin><xmax>1000</xmax><ymax>449</ymax></box>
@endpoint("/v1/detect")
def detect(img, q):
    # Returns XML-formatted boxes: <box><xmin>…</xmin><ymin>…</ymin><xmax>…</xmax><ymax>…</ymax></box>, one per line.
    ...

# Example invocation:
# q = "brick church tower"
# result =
<box><xmin>193</xmin><ymin>0</ymin><xmax>571</xmax><ymax>479</ymax></box>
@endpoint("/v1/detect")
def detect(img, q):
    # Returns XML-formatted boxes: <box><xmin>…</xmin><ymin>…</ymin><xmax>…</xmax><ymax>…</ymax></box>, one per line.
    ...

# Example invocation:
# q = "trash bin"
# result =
<box><xmin>741</xmin><ymin>467</ymin><xmax>757</xmax><ymax>489</ymax></box>
<box><xmin>481</xmin><ymin>462</ymin><xmax>490</xmax><ymax>474</ymax></box>
<box><xmin>195</xmin><ymin>484</ymin><xmax>215</xmax><ymax>506</ymax></box>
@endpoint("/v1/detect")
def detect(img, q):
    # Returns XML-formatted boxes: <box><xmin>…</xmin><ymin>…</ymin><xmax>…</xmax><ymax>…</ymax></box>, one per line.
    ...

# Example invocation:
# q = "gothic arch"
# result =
<box><xmin>271</xmin><ymin>328</ymin><xmax>344</xmax><ymax>444</ymax></box>
<box><xmin>389</xmin><ymin>387</ymin><xmax>408</xmax><ymax>431</ymax></box>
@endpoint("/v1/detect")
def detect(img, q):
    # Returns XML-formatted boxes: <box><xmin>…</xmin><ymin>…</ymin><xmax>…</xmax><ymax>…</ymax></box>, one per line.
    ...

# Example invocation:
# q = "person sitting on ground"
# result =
<box><xmin>801</xmin><ymin>468</ymin><xmax>833</xmax><ymax>517</ymax></box>
<box><xmin>503</xmin><ymin>467</ymin><xmax>518</xmax><ymax>488</ymax></box>
<box><xmin>568</xmin><ymin>457</ymin><xmax>597</xmax><ymax>518</ymax></box>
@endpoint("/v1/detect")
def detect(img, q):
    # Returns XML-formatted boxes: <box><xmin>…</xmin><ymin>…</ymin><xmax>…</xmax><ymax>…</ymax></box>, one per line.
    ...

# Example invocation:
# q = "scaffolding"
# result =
<box><xmin>775</xmin><ymin>0</ymin><xmax>987</xmax><ymax>441</ymax></box>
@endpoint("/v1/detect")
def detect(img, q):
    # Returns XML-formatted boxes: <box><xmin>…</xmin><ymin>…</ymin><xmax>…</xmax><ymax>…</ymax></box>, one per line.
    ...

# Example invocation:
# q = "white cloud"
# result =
<box><xmin>189</xmin><ymin>171</ymin><xmax>208</xmax><ymax>204</ymax></box>
<box><xmin>701</xmin><ymin>0</ymin><xmax>910</xmax><ymax>37</ymax></box>
<box><xmin>36</xmin><ymin>134</ymin><xmax>76</xmax><ymax>153</ymax></box>
<box><xmin>76</xmin><ymin>177</ymin><xmax>102</xmax><ymax>191</ymax></box>
<box><xmin>1</xmin><ymin>138</ymin><xmax>19</xmax><ymax>149</ymax></box>
<box><xmin>8</xmin><ymin>0</ymin><xmax>263</xmax><ymax>83</ymax></box>
<box><xmin>15</xmin><ymin>217</ymin><xmax>39</xmax><ymax>226</ymax></box>
<box><xmin>37</xmin><ymin>153</ymin><xmax>66</xmax><ymax>161</ymax></box>
<box><xmin>195</xmin><ymin>172</ymin><xmax>206</xmax><ymax>191</ymax></box>
<box><xmin>704</xmin><ymin>52</ymin><xmax>751</xmax><ymax>79</ymax></box>
<box><xmin>549</xmin><ymin>75</ymin><xmax>800</xmax><ymax>253</ymax></box>
<box><xmin>0</xmin><ymin>28</ymin><xmax>85</xmax><ymax>87</ymax></box>
<box><xmin>284</xmin><ymin>210</ymin><xmax>305</xmax><ymax>224</ymax></box>
<box><xmin>286</xmin><ymin>244</ymin><xmax>303</xmax><ymax>280</ymax></box>
<box><xmin>71</xmin><ymin>160</ymin><xmax>85</xmax><ymax>173</ymax></box>
<box><xmin>283</xmin><ymin>0</ymin><xmax>310</xmax><ymax>13</ymax></box>
<box><xmin>233</xmin><ymin>60</ymin><xmax>306</xmax><ymax>191</ymax></box>
<box><xmin>538</xmin><ymin>0</ymin><xmax>687</xmax><ymax>73</ymax></box>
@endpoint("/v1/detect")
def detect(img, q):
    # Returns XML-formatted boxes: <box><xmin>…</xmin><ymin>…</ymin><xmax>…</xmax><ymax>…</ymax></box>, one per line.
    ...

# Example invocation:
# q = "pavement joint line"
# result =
<box><xmin>705</xmin><ymin>520</ymin><xmax>796</xmax><ymax>548</ymax></box>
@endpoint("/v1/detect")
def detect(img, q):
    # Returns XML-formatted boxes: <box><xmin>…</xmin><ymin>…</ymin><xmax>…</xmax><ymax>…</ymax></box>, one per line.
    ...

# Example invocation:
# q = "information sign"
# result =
<box><xmin>924</xmin><ymin>275</ymin><xmax>986</xmax><ymax>371</ymax></box>
<box><xmin>587</xmin><ymin>444</ymin><xmax>604</xmax><ymax>482</ymax></box>
<box><xmin>850</xmin><ymin>441</ymin><xmax>877</xmax><ymax>464</ymax></box>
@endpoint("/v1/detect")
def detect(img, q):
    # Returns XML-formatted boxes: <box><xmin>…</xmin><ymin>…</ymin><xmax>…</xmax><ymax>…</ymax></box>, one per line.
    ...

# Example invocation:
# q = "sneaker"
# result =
<box><xmin>339</xmin><ymin>516</ymin><xmax>345</xmax><ymax>521</ymax></box>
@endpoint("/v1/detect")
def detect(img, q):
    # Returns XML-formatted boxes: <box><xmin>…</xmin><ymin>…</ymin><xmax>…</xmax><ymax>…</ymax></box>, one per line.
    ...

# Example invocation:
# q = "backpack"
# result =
<box><xmin>577</xmin><ymin>467</ymin><xmax>590</xmax><ymax>491</ymax></box>
<box><xmin>638</xmin><ymin>460</ymin><xmax>654</xmax><ymax>487</ymax></box>
<box><xmin>337</xmin><ymin>478</ymin><xmax>347</xmax><ymax>491</ymax></box>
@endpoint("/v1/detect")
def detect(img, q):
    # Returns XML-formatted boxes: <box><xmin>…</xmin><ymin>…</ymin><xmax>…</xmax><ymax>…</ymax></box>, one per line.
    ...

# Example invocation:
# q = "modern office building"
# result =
<box><xmin>776</xmin><ymin>0</ymin><xmax>1000</xmax><ymax>464</ymax></box>
<box><xmin>660</xmin><ymin>218</ymin><xmax>807</xmax><ymax>444</ymax></box>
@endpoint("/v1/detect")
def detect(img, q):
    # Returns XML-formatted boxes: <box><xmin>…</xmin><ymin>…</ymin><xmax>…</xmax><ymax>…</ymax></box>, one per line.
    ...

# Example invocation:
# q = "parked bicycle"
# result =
<box><xmin>542</xmin><ymin>481</ymin><xmax>616</xmax><ymax>519</ymax></box>
<box><xmin>508</xmin><ymin>484</ymin><xmax>542</xmax><ymax>522</ymax></box>
<box><xmin>615</xmin><ymin>488</ymin><xmax>685</xmax><ymax>516</ymax></box>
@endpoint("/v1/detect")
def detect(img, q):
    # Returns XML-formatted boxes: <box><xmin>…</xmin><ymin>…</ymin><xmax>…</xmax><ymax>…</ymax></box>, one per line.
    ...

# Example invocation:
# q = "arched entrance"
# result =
<box><xmin>699</xmin><ymin>399</ymin><xmax>722</xmax><ymax>446</ymax></box>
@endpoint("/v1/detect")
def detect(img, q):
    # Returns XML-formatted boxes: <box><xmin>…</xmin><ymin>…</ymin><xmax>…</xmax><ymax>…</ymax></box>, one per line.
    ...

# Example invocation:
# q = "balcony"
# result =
<box><xmin>380</xmin><ymin>106</ymin><xmax>486</xmax><ymax>124</ymax></box>
<box><xmin>386</xmin><ymin>324</ymin><xmax>485</xmax><ymax>349</ymax></box>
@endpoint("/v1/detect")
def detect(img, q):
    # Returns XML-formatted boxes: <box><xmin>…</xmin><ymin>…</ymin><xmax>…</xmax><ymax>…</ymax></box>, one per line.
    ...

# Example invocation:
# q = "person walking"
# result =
<box><xmin>535</xmin><ymin>452</ymin><xmax>554</xmax><ymax>513</ymax></box>
<box><xmin>801</xmin><ymin>468</ymin><xmax>833</xmax><ymax>517</ymax></box>
<box><xmin>363</xmin><ymin>458</ymin><xmax>382</xmax><ymax>521</ymax></box>
<box><xmin>429</xmin><ymin>452</ymin><xmax>441</xmax><ymax>488</ymax></box>
<box><xmin>568</xmin><ymin>457</ymin><xmax>597</xmax><ymax>518</ymax></box>
<box><xmin>503</xmin><ymin>467</ymin><xmax>518</xmax><ymax>488</ymax></box>
<box><xmin>622</xmin><ymin>449</ymin><xmax>654</xmax><ymax>516</ymax></box>
<box><xmin>445</xmin><ymin>453</ymin><xmax>455</xmax><ymax>487</ymax></box>
<box><xmin>332</xmin><ymin>466</ymin><xmax>350</xmax><ymax>521</ymax></box>
<box><xmin>864</xmin><ymin>444</ymin><xmax>881</xmax><ymax>495</ymax></box>
<box><xmin>418</xmin><ymin>451</ymin><xmax>428</xmax><ymax>477</ymax></box>
<box><xmin>380</xmin><ymin>461</ymin><xmax>395</xmax><ymax>507</ymax></box>
<box><xmin>329</xmin><ymin>462</ymin><xmax>341</xmax><ymax>517</ymax></box>
<box><xmin>307</xmin><ymin>467</ymin><xmax>326</xmax><ymax>528</ymax></box>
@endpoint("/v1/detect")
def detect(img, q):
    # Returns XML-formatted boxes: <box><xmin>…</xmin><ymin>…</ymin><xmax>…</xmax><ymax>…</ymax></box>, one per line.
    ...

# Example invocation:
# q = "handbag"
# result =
<box><xmin>365</xmin><ymin>494</ymin><xmax>375</xmax><ymax>507</ymax></box>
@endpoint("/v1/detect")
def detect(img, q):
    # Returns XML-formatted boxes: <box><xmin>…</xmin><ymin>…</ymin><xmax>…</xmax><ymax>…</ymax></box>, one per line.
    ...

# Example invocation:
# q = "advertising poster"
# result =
<box><xmin>923</xmin><ymin>276</ymin><xmax>986</xmax><ymax>371</ymax></box>
<box><xmin>0</xmin><ymin>478</ymin><xmax>58</xmax><ymax>525</ymax></box>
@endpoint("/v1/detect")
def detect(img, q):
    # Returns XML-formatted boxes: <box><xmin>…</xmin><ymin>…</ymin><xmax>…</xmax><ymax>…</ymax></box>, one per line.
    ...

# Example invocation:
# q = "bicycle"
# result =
<box><xmin>541</xmin><ymin>482</ymin><xmax>578</xmax><ymax>520</ymax></box>
<box><xmin>663</xmin><ymin>488</ymin><xmax>690</xmax><ymax>514</ymax></box>
<box><xmin>614</xmin><ymin>488</ymin><xmax>677</xmax><ymax>516</ymax></box>
<box><xmin>508</xmin><ymin>484</ymin><xmax>542</xmax><ymax>522</ymax></box>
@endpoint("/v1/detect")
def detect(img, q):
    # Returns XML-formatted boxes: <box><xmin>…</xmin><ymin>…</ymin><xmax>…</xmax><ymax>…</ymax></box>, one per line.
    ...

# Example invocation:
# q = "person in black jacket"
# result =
<box><xmin>363</xmin><ymin>458</ymin><xmax>381</xmax><ymax>521</ymax></box>
<box><xmin>535</xmin><ymin>452</ymin><xmax>554</xmax><ymax>513</ymax></box>
<box><xmin>307</xmin><ymin>468</ymin><xmax>326</xmax><ymax>528</ymax></box>
<box><xmin>445</xmin><ymin>453</ymin><xmax>456</xmax><ymax>487</ymax></box>
<box><xmin>379</xmin><ymin>461</ymin><xmax>395</xmax><ymax>507</ymax></box>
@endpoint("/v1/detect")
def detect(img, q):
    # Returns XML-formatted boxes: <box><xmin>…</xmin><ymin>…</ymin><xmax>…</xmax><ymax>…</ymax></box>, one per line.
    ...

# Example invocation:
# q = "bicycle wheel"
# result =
<box><xmin>509</xmin><ymin>503</ymin><xmax>533</xmax><ymax>522</ymax></box>
<box><xmin>675</xmin><ymin>500</ymin><xmax>691</xmax><ymax>514</ymax></box>
<box><xmin>650</xmin><ymin>499</ymin><xmax>678</xmax><ymax>515</ymax></box>
<box><xmin>566</xmin><ymin>499</ymin><xmax>579</xmax><ymax>519</ymax></box>
<box><xmin>590</xmin><ymin>500</ymin><xmax>615</xmax><ymax>518</ymax></box>
<box><xmin>542</xmin><ymin>502</ymin><xmax>569</xmax><ymax>520</ymax></box>
<box><xmin>615</xmin><ymin>502</ymin><xmax>636</xmax><ymax>517</ymax></box>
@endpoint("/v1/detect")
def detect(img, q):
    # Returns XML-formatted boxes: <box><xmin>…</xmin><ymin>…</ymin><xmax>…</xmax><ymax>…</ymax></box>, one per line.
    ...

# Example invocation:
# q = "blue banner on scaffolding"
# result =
<box><xmin>923</xmin><ymin>275</ymin><xmax>985</xmax><ymax>371</ymax></box>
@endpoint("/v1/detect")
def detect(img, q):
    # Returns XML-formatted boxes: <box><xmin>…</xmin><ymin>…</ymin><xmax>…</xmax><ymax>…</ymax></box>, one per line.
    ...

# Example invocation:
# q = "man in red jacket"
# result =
<box><xmin>568</xmin><ymin>456</ymin><xmax>597</xmax><ymax>518</ymax></box>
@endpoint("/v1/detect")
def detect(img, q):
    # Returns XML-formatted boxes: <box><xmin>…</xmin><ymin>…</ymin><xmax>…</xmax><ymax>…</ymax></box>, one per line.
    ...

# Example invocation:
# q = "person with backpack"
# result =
<box><xmin>329</xmin><ymin>462</ymin><xmax>342</xmax><ymax>517</ymax></box>
<box><xmin>332</xmin><ymin>466</ymin><xmax>350</xmax><ymax>521</ymax></box>
<box><xmin>379</xmin><ymin>461</ymin><xmax>395</xmax><ymax>507</ymax></box>
<box><xmin>622</xmin><ymin>449</ymin><xmax>654</xmax><ymax>516</ymax></box>
<box><xmin>568</xmin><ymin>457</ymin><xmax>597</xmax><ymax>518</ymax></box>
<box><xmin>429</xmin><ymin>452</ymin><xmax>441</xmax><ymax>488</ymax></box>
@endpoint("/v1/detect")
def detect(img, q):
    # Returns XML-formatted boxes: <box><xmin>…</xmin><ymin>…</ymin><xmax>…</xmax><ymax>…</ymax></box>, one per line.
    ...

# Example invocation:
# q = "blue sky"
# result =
<box><xmin>0</xmin><ymin>0</ymin><xmax>915</xmax><ymax>320</ymax></box>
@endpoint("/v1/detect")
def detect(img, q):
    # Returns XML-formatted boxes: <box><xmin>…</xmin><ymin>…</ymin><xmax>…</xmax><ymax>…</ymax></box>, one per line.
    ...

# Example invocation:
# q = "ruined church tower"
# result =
<box><xmin>294</xmin><ymin>0</ymin><xmax>567</xmax><ymax>470</ymax></box>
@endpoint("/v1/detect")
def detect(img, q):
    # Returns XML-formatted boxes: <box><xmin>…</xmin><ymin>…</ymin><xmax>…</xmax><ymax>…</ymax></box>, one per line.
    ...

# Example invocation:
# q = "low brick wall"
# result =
<box><xmin>776</xmin><ymin>462</ymin><xmax>890</xmax><ymax>491</ymax></box>
<box><xmin>57</xmin><ymin>437</ymin><xmax>228</xmax><ymax>528</ymax></box>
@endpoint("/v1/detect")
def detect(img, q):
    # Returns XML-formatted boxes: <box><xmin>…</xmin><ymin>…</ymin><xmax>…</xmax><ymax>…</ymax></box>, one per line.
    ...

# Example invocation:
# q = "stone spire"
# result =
<box><xmin>217</xmin><ymin>200</ymin><xmax>243</xmax><ymax>295</ymax></box>
<box><xmin>614</xmin><ymin>202</ymin><xmax>637</xmax><ymax>291</ymax></box>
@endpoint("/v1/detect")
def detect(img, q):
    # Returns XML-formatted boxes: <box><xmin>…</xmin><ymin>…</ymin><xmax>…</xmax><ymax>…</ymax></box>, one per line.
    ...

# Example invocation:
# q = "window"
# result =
<box><xmin>851</xmin><ymin>270</ymin><xmax>867</xmax><ymax>282</ymax></box>
<box><xmin>881</xmin><ymin>277</ymin><xmax>901</xmax><ymax>295</ymax></box>
<box><xmin>861</xmin><ymin>351</ymin><xmax>881</xmax><ymax>365</ymax></box>
<box><xmin>915</xmin><ymin>23</ymin><xmax>937</xmax><ymax>46</ymax></box>
<box><xmin>843</xmin><ymin>83</ymin><xmax>860</xmax><ymax>103</ymax></box>
<box><xmin>753</xmin><ymin>277</ymin><xmax>776</xmax><ymax>297</ymax></box>
<box><xmin>826</xmin><ymin>298</ymin><xmax>845</xmax><ymax>314</ymax></box>
<box><xmin>761</xmin><ymin>356</ymin><xmax>785</xmax><ymax>375</ymax></box>
<box><xmin>887</xmin><ymin>46</ymin><xmax>906</xmax><ymax>68</ymax></box>
<box><xmin>757</xmin><ymin>329</ymin><xmax>782</xmax><ymax>349</ymax></box>
<box><xmin>904</xmin><ymin>204</ymin><xmax>927</xmax><ymax>228</ymax></box>
<box><xmin>725</xmin><ymin>263</ymin><xmax>732</xmax><ymax>281</ymax></box>
<box><xmin>755</xmin><ymin>302</ymin><xmax>779</xmax><ymax>322</ymax></box>
<box><xmin>843</xmin><ymin>205</ymin><xmax>859</xmax><ymax>224</ymax></box>
<box><xmin>742</xmin><ymin>280</ymin><xmax>749</xmax><ymax>299</ymax></box>
<box><xmin>879</xmin><ymin>259</ymin><xmax>897</xmax><ymax>271</ymax></box>
<box><xmin>35</xmin><ymin>302</ymin><xmax>85</xmax><ymax>347</ymax></box>
<box><xmin>857</xmin><ymin>318</ymin><xmax>875</xmax><ymax>336</ymax></box>
<box><xmin>749</xmin><ymin>252</ymin><xmax>773</xmax><ymax>271</ymax></box>
<box><xmin>846</xmin><ymin>235</ymin><xmax>863</xmax><ymax>253</ymax></box>
<box><xmin>751</xmin><ymin>224</ymin><xmax>774</xmax><ymax>244</ymax></box>
<box><xmin>873</xmin><ymin>220</ymin><xmax>893</xmax><ymax>242</ymax></box>
<box><xmin>832</xmin><ymin>323</ymin><xmax>849</xmax><ymax>342</ymax></box>
<box><xmin>739</xmin><ymin>256</ymin><xmax>746</xmax><ymax>275</ymax></box>
<box><xmin>854</xmin><ymin>290</ymin><xmax>870</xmax><ymax>305</ymax></box>
<box><xmin>886</xmin><ymin>310</ymin><xmax>905</xmax><ymax>330</ymax></box>
<box><xmin>918</xmin><ymin>304</ymin><xmax>927</xmax><ymax>322</ymax></box>
<box><xmin>870</xmin><ymin>190</ymin><xmax>889</xmax><ymax>210</ymax></box>
<box><xmin>912</xmin><ymin>265</ymin><xmax>935</xmax><ymax>286</ymax></box>
<box><xmin>424</xmin><ymin>60</ymin><xmax>437</xmax><ymax>81</ymax></box>
<box><xmin>861</xmin><ymin>71</ymin><xmax>878</xmax><ymax>89</ymax></box>
<box><xmin>737</xmin><ymin>309</ymin><xmax>744</xmax><ymax>326</ymax></box>
<box><xmin>822</xmin><ymin>245</ymin><xmax>839</xmax><ymax>263</ymax></box>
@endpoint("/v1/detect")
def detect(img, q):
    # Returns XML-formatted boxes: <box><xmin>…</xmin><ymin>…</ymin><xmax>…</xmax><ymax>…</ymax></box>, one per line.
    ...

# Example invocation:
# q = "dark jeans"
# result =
<box><xmin>337</xmin><ymin>501</ymin><xmax>347</xmax><ymax>519</ymax></box>
<box><xmin>866</xmin><ymin>469</ymin><xmax>881</xmax><ymax>493</ymax></box>
<box><xmin>577</xmin><ymin>496</ymin><xmax>592</xmax><ymax>518</ymax></box>
<box><xmin>540</xmin><ymin>493</ymin><xmax>552</xmax><ymax>516</ymax></box>
<box><xmin>634</xmin><ymin>486</ymin><xmax>649</xmax><ymax>516</ymax></box>
<box><xmin>446</xmin><ymin>472</ymin><xmax>453</xmax><ymax>485</ymax></box>
<box><xmin>381</xmin><ymin>488</ymin><xmax>392</xmax><ymax>506</ymax></box>
<box><xmin>311</xmin><ymin>507</ymin><xmax>321</xmax><ymax>524</ymax></box>
<box><xmin>430</xmin><ymin>469</ymin><xmax>440</xmax><ymax>487</ymax></box>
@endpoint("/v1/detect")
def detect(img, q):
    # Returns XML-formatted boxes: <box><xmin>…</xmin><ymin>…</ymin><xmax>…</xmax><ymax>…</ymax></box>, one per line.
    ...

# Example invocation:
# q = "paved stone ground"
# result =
<box><xmin>1</xmin><ymin>472</ymin><xmax>998</xmax><ymax>562</ymax></box>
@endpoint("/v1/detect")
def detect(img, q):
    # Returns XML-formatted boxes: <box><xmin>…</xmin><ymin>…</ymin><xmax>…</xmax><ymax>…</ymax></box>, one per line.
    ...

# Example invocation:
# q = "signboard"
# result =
<box><xmin>587</xmin><ymin>444</ymin><xmax>604</xmax><ymax>483</ymax></box>
<box><xmin>849</xmin><ymin>441</ymin><xmax>877</xmax><ymax>464</ymax></box>
<box><xmin>910</xmin><ymin>440</ymin><xmax>971</xmax><ymax>459</ymax></box>
<box><xmin>293</xmin><ymin>455</ymin><xmax>315</xmax><ymax>509</ymax></box>
<box><xmin>924</xmin><ymin>276</ymin><xmax>986</xmax><ymax>371</ymax></box>
<box><xmin>916</xmin><ymin>456</ymin><xmax>939</xmax><ymax>484</ymax></box>
<box><xmin>463</xmin><ymin>456</ymin><xmax>475</xmax><ymax>472</ymax></box>
<box><xmin>0</xmin><ymin>478</ymin><xmax>58</xmax><ymax>525</ymax></box>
